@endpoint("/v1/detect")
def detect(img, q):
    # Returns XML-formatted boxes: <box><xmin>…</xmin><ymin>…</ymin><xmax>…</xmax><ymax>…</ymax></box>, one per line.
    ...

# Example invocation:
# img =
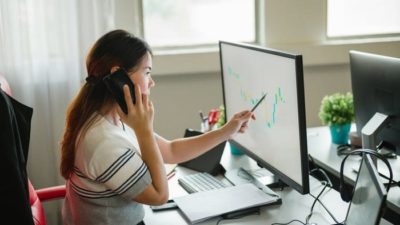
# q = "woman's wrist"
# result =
<box><xmin>217</xmin><ymin>124</ymin><xmax>233</xmax><ymax>141</ymax></box>
<box><xmin>135</xmin><ymin>128</ymin><xmax>154</xmax><ymax>139</ymax></box>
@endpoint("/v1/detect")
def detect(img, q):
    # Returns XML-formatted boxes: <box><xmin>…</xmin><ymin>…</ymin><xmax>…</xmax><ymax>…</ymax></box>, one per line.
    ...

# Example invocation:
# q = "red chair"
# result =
<box><xmin>29</xmin><ymin>181</ymin><xmax>66</xmax><ymax>225</ymax></box>
<box><xmin>0</xmin><ymin>75</ymin><xmax>66</xmax><ymax>225</ymax></box>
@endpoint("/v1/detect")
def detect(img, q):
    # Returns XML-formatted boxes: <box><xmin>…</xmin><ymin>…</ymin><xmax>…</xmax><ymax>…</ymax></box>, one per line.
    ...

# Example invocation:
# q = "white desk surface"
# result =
<box><xmin>307</xmin><ymin>126</ymin><xmax>400</xmax><ymax>218</ymax></box>
<box><xmin>144</xmin><ymin>144</ymin><xmax>391</xmax><ymax>225</ymax></box>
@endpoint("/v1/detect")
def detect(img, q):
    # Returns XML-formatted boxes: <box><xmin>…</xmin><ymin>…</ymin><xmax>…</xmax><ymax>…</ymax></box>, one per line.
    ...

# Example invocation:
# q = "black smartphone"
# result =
<box><xmin>150</xmin><ymin>199</ymin><xmax>178</xmax><ymax>212</ymax></box>
<box><xmin>103</xmin><ymin>68</ymin><xmax>135</xmax><ymax>114</ymax></box>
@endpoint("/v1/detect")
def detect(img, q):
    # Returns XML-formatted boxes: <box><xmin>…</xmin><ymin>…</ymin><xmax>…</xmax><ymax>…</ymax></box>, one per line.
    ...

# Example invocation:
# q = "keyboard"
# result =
<box><xmin>178</xmin><ymin>172</ymin><xmax>229</xmax><ymax>193</ymax></box>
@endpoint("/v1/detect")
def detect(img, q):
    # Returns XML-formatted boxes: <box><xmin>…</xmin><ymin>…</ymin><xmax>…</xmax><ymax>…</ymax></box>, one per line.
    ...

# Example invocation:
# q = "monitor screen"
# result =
<box><xmin>345</xmin><ymin>154</ymin><xmax>387</xmax><ymax>225</ymax></box>
<box><xmin>350</xmin><ymin>51</ymin><xmax>400</xmax><ymax>154</ymax></box>
<box><xmin>219</xmin><ymin>41</ymin><xmax>309</xmax><ymax>194</ymax></box>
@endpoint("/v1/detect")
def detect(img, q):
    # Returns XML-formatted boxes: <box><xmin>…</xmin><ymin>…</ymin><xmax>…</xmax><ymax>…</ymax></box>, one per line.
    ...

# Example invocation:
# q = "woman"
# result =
<box><xmin>60</xmin><ymin>29</ymin><xmax>254</xmax><ymax>225</ymax></box>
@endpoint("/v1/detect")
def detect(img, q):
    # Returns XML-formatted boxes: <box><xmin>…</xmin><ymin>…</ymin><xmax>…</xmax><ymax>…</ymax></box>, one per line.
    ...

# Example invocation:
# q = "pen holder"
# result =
<box><xmin>200</xmin><ymin>122</ymin><xmax>209</xmax><ymax>133</ymax></box>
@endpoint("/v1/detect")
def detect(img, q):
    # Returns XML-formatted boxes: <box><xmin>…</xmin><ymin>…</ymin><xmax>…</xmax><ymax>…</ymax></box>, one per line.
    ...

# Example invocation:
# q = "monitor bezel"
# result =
<box><xmin>219</xmin><ymin>41</ymin><xmax>309</xmax><ymax>194</ymax></box>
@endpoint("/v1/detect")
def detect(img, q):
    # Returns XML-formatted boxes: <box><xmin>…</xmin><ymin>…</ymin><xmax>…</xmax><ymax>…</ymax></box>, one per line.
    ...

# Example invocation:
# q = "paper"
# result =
<box><xmin>174</xmin><ymin>183</ymin><xmax>279</xmax><ymax>224</ymax></box>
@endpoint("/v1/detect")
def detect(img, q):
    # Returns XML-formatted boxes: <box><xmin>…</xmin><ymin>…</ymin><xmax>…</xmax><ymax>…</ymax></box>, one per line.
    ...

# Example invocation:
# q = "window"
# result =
<box><xmin>142</xmin><ymin>0</ymin><xmax>255</xmax><ymax>48</ymax></box>
<box><xmin>327</xmin><ymin>0</ymin><xmax>400</xmax><ymax>38</ymax></box>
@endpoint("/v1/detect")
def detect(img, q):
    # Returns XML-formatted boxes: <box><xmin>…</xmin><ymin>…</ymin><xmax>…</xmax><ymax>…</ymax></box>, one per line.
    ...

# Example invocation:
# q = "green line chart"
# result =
<box><xmin>266</xmin><ymin>87</ymin><xmax>285</xmax><ymax>128</ymax></box>
<box><xmin>227</xmin><ymin>66</ymin><xmax>286</xmax><ymax>129</ymax></box>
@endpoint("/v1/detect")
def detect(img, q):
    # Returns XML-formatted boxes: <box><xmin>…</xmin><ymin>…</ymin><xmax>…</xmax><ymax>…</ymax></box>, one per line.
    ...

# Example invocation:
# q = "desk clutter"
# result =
<box><xmin>198</xmin><ymin>106</ymin><xmax>225</xmax><ymax>132</ymax></box>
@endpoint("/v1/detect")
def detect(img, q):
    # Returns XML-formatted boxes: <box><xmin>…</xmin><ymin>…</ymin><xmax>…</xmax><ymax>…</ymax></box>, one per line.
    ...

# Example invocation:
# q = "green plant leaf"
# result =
<box><xmin>318</xmin><ymin>92</ymin><xmax>355</xmax><ymax>125</ymax></box>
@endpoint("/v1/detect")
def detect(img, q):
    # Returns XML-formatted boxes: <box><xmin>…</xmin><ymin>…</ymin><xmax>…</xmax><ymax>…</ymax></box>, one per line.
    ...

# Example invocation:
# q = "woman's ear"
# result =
<box><xmin>110</xmin><ymin>66</ymin><xmax>120</xmax><ymax>74</ymax></box>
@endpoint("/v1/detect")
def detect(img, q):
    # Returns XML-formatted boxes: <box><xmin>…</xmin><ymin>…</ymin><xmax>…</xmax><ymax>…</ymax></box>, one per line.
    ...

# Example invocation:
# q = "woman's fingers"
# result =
<box><xmin>123</xmin><ymin>85</ymin><xmax>134</xmax><ymax>112</ymax></box>
<box><xmin>142</xmin><ymin>93</ymin><xmax>149</xmax><ymax>108</ymax></box>
<box><xmin>134</xmin><ymin>83</ymin><xmax>142</xmax><ymax>105</ymax></box>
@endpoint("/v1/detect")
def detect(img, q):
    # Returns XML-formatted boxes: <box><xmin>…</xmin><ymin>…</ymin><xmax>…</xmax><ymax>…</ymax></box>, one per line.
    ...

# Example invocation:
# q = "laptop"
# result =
<box><xmin>339</xmin><ymin>154</ymin><xmax>387</xmax><ymax>225</ymax></box>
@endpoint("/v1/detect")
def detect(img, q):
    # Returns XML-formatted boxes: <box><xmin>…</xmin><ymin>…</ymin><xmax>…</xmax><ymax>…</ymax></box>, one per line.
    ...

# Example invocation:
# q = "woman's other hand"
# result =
<box><xmin>221</xmin><ymin>110</ymin><xmax>255</xmax><ymax>139</ymax></box>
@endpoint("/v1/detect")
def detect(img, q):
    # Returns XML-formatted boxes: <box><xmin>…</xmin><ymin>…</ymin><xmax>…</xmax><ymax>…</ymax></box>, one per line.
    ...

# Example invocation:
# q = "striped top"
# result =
<box><xmin>62</xmin><ymin>115</ymin><xmax>152</xmax><ymax>225</ymax></box>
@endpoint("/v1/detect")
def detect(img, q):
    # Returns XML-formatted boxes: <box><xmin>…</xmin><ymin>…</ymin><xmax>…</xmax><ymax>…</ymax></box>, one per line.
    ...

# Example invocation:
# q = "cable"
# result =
<box><xmin>271</xmin><ymin>219</ymin><xmax>306</xmax><ymax>225</ymax></box>
<box><xmin>308</xmin><ymin>156</ymin><xmax>341</xmax><ymax>224</ymax></box>
<box><xmin>309</xmin><ymin>168</ymin><xmax>333</xmax><ymax>187</ymax></box>
<box><xmin>378</xmin><ymin>171</ymin><xmax>400</xmax><ymax>188</ymax></box>
<box><xmin>271</xmin><ymin>182</ymin><xmax>331</xmax><ymax>225</ymax></box>
<box><xmin>305</xmin><ymin>181</ymin><xmax>329</xmax><ymax>224</ymax></box>
<box><xmin>215</xmin><ymin>210</ymin><xmax>260</xmax><ymax>225</ymax></box>
<box><xmin>309</xmin><ymin>155</ymin><xmax>333</xmax><ymax>186</ymax></box>
<box><xmin>308</xmin><ymin>191</ymin><xmax>340</xmax><ymax>224</ymax></box>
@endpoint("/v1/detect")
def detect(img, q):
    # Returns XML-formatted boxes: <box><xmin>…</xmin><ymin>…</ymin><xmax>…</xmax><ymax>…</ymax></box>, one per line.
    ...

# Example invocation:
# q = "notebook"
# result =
<box><xmin>173</xmin><ymin>183</ymin><xmax>280</xmax><ymax>224</ymax></box>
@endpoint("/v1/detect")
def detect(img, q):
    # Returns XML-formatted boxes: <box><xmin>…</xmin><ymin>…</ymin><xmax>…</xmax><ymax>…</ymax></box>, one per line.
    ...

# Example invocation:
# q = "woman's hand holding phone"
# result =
<box><xmin>117</xmin><ymin>84</ymin><xmax>154</xmax><ymax>136</ymax></box>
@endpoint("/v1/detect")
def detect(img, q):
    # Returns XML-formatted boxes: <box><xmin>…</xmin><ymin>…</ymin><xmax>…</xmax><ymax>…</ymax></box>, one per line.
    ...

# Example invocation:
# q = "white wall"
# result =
<box><xmin>147</xmin><ymin>0</ymin><xmax>400</xmax><ymax>139</ymax></box>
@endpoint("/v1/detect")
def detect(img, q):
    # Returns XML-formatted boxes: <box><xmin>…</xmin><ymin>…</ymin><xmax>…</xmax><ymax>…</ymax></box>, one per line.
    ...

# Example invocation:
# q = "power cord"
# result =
<box><xmin>215</xmin><ymin>208</ymin><xmax>260</xmax><ymax>225</ymax></box>
<box><xmin>378</xmin><ymin>171</ymin><xmax>400</xmax><ymax>188</ymax></box>
<box><xmin>309</xmin><ymin>167</ymin><xmax>338</xmax><ymax>222</ymax></box>
<box><xmin>308</xmin><ymin>156</ymin><xmax>341</xmax><ymax>224</ymax></box>
<box><xmin>309</xmin><ymin>168</ymin><xmax>333</xmax><ymax>188</ymax></box>
<box><xmin>305</xmin><ymin>181</ymin><xmax>329</xmax><ymax>224</ymax></box>
<box><xmin>271</xmin><ymin>181</ymin><xmax>335</xmax><ymax>225</ymax></box>
<box><xmin>271</xmin><ymin>219</ymin><xmax>307</xmax><ymax>225</ymax></box>
<box><xmin>272</xmin><ymin>156</ymin><xmax>339</xmax><ymax>225</ymax></box>
<box><xmin>308</xmin><ymin>191</ymin><xmax>340</xmax><ymax>224</ymax></box>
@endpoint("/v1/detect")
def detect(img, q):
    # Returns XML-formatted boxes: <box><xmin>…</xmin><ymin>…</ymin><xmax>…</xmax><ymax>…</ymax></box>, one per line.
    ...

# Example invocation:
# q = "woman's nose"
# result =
<box><xmin>149</xmin><ymin>76</ymin><xmax>155</xmax><ymax>88</ymax></box>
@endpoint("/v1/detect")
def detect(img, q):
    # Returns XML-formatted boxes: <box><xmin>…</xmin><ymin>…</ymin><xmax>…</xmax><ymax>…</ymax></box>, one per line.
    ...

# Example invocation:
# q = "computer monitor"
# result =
<box><xmin>344</xmin><ymin>154</ymin><xmax>387</xmax><ymax>225</ymax></box>
<box><xmin>350</xmin><ymin>51</ymin><xmax>400</xmax><ymax>154</ymax></box>
<box><xmin>219</xmin><ymin>41</ymin><xmax>309</xmax><ymax>194</ymax></box>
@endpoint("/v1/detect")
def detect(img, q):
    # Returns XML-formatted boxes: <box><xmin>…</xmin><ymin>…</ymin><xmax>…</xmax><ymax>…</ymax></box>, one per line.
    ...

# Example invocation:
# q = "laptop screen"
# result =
<box><xmin>345</xmin><ymin>154</ymin><xmax>387</xmax><ymax>225</ymax></box>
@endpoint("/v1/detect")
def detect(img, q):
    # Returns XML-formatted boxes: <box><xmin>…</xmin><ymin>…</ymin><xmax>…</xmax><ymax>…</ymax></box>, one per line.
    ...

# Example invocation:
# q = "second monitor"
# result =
<box><xmin>350</xmin><ymin>50</ymin><xmax>400</xmax><ymax>154</ymax></box>
<box><xmin>219</xmin><ymin>41</ymin><xmax>309</xmax><ymax>194</ymax></box>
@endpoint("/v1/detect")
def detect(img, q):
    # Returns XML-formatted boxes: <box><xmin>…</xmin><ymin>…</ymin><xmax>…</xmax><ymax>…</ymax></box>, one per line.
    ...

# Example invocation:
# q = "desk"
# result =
<box><xmin>144</xmin><ymin>146</ymin><xmax>391</xmax><ymax>225</ymax></box>
<box><xmin>307</xmin><ymin>126</ymin><xmax>400</xmax><ymax>224</ymax></box>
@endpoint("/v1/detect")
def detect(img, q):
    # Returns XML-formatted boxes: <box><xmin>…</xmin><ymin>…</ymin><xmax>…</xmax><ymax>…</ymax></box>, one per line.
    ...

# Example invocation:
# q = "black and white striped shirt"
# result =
<box><xmin>62</xmin><ymin>116</ymin><xmax>152</xmax><ymax>225</ymax></box>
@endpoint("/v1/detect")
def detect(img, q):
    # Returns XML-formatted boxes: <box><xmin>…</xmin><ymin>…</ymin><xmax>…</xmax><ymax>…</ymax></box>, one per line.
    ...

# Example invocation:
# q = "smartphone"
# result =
<box><xmin>103</xmin><ymin>68</ymin><xmax>135</xmax><ymax>114</ymax></box>
<box><xmin>150</xmin><ymin>199</ymin><xmax>178</xmax><ymax>211</ymax></box>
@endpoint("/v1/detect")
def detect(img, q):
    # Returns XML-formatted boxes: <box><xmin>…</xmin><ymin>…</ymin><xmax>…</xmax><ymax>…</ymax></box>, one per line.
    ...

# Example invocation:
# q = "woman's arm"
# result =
<box><xmin>158</xmin><ymin>110</ymin><xmax>254</xmax><ymax>164</ymax></box>
<box><xmin>118</xmin><ymin>85</ymin><xmax>168</xmax><ymax>205</ymax></box>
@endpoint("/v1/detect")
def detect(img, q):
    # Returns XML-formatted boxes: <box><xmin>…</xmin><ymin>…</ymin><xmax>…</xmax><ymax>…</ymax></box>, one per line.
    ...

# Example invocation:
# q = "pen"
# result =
<box><xmin>199</xmin><ymin>111</ymin><xmax>205</xmax><ymax>122</ymax></box>
<box><xmin>251</xmin><ymin>93</ymin><xmax>267</xmax><ymax>112</ymax></box>
<box><xmin>166</xmin><ymin>164</ymin><xmax>177</xmax><ymax>176</ymax></box>
<box><xmin>167</xmin><ymin>171</ymin><xmax>176</xmax><ymax>180</ymax></box>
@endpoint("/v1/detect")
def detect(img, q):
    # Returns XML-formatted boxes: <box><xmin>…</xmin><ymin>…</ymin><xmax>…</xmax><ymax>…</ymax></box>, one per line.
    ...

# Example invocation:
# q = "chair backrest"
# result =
<box><xmin>0</xmin><ymin>74</ymin><xmax>49</xmax><ymax>225</ymax></box>
<box><xmin>29</xmin><ymin>181</ymin><xmax>47</xmax><ymax>225</ymax></box>
<box><xmin>0</xmin><ymin>75</ymin><xmax>12</xmax><ymax>96</ymax></box>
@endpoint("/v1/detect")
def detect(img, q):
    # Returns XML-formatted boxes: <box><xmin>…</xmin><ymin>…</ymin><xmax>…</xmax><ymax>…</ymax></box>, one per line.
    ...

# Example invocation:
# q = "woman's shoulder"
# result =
<box><xmin>80</xmin><ymin>118</ymin><xmax>134</xmax><ymax>155</ymax></box>
<box><xmin>75</xmin><ymin>117</ymin><xmax>139</xmax><ymax>174</ymax></box>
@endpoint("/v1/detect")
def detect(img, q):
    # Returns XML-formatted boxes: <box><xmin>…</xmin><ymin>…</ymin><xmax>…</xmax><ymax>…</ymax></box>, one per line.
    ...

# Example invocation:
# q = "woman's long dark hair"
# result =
<box><xmin>60</xmin><ymin>29</ymin><xmax>152</xmax><ymax>179</ymax></box>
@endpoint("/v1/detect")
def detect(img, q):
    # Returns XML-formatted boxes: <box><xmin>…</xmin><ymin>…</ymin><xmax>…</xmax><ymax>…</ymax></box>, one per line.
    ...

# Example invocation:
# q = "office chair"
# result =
<box><xmin>0</xmin><ymin>75</ymin><xmax>66</xmax><ymax>225</ymax></box>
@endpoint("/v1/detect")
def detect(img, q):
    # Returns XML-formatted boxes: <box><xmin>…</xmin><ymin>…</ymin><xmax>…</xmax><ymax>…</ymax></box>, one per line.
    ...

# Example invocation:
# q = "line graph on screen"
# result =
<box><xmin>227</xmin><ymin>66</ymin><xmax>286</xmax><ymax>129</ymax></box>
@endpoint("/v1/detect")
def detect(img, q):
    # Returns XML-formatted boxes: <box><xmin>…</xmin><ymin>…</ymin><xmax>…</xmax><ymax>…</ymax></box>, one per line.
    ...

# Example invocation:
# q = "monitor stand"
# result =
<box><xmin>352</xmin><ymin>112</ymin><xmax>392</xmax><ymax>173</ymax></box>
<box><xmin>224</xmin><ymin>167</ymin><xmax>282</xmax><ymax>200</ymax></box>
<box><xmin>361</xmin><ymin>112</ymin><xmax>391</xmax><ymax>165</ymax></box>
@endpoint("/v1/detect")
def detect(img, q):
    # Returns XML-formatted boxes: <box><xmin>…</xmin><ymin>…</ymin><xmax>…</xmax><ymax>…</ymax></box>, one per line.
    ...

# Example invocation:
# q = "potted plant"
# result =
<box><xmin>318</xmin><ymin>92</ymin><xmax>355</xmax><ymax>144</ymax></box>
